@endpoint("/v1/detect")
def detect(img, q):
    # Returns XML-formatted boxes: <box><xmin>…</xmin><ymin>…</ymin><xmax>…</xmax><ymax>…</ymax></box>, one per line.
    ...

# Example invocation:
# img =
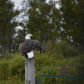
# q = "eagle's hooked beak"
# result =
<box><xmin>30</xmin><ymin>34</ymin><xmax>33</xmax><ymax>37</ymax></box>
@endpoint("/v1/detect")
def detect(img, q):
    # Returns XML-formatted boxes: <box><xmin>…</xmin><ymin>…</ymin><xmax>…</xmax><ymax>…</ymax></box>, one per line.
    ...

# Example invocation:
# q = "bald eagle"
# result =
<box><xmin>18</xmin><ymin>34</ymin><xmax>45</xmax><ymax>59</ymax></box>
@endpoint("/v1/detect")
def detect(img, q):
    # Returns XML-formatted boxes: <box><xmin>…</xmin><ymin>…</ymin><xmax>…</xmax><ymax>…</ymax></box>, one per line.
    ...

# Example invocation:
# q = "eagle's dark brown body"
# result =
<box><xmin>18</xmin><ymin>39</ymin><xmax>45</xmax><ymax>59</ymax></box>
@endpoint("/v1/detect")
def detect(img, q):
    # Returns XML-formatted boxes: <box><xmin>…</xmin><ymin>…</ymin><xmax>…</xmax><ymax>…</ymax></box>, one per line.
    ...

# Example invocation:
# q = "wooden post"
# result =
<box><xmin>25</xmin><ymin>58</ymin><xmax>35</xmax><ymax>84</ymax></box>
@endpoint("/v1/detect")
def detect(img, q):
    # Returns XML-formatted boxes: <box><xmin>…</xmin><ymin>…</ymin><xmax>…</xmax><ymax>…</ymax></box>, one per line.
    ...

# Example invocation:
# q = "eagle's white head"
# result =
<box><xmin>25</xmin><ymin>34</ymin><xmax>33</xmax><ymax>39</ymax></box>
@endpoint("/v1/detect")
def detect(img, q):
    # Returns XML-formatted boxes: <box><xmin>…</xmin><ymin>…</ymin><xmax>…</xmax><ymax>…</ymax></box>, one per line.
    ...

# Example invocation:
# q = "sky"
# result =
<box><xmin>11</xmin><ymin>0</ymin><xmax>22</xmax><ymax>9</ymax></box>
<box><xmin>11</xmin><ymin>0</ymin><xmax>59</xmax><ymax>9</ymax></box>
<box><xmin>11</xmin><ymin>0</ymin><xmax>49</xmax><ymax>9</ymax></box>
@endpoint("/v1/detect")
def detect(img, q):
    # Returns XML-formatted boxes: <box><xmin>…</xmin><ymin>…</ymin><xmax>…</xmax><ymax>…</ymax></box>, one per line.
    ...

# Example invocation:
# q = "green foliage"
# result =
<box><xmin>76</xmin><ymin>55</ymin><xmax>84</xmax><ymax>76</ymax></box>
<box><xmin>35</xmin><ymin>52</ymin><xmax>84</xmax><ymax>84</ymax></box>
<box><xmin>44</xmin><ymin>40</ymin><xmax>77</xmax><ymax>58</ymax></box>
<box><xmin>27</xmin><ymin>0</ymin><xmax>54</xmax><ymax>42</ymax></box>
<box><xmin>59</xmin><ymin>0</ymin><xmax>84</xmax><ymax>49</ymax></box>
<box><xmin>69</xmin><ymin>54</ymin><xmax>84</xmax><ymax>76</ymax></box>
<box><xmin>19</xmin><ymin>0</ymin><xmax>61</xmax><ymax>44</ymax></box>
<box><xmin>0</xmin><ymin>75</ymin><xmax>24</xmax><ymax>84</ymax></box>
<box><xmin>0</xmin><ymin>59</ymin><xmax>9</xmax><ymax>80</ymax></box>
<box><xmin>0</xmin><ymin>41</ymin><xmax>84</xmax><ymax>83</ymax></box>
<box><xmin>9</xmin><ymin>76</ymin><xmax>24</xmax><ymax>84</ymax></box>
<box><xmin>0</xmin><ymin>53</ymin><xmax>25</xmax><ymax>81</ymax></box>
<box><xmin>0</xmin><ymin>0</ymin><xmax>20</xmax><ymax>54</ymax></box>
<box><xmin>8</xmin><ymin>55</ymin><xmax>25</xmax><ymax>80</ymax></box>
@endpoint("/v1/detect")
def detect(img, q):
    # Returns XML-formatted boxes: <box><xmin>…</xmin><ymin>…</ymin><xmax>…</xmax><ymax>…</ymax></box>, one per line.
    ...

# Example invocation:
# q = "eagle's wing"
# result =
<box><xmin>18</xmin><ymin>43</ymin><xmax>28</xmax><ymax>59</ymax></box>
<box><xmin>31</xmin><ymin>40</ymin><xmax>45</xmax><ymax>53</ymax></box>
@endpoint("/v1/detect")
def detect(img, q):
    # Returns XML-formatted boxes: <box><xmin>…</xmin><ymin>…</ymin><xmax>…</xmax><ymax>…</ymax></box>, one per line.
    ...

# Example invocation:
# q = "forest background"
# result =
<box><xmin>0</xmin><ymin>0</ymin><xmax>84</xmax><ymax>84</ymax></box>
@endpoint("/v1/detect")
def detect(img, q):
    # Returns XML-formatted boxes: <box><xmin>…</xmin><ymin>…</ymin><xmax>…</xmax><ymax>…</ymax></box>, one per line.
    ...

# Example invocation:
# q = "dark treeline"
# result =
<box><xmin>0</xmin><ymin>0</ymin><xmax>20</xmax><ymax>55</ymax></box>
<box><xmin>0</xmin><ymin>0</ymin><xmax>84</xmax><ymax>55</ymax></box>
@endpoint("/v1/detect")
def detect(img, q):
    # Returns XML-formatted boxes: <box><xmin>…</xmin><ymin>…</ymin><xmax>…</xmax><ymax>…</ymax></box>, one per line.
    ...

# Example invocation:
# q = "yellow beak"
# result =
<box><xmin>30</xmin><ymin>34</ymin><xmax>33</xmax><ymax>37</ymax></box>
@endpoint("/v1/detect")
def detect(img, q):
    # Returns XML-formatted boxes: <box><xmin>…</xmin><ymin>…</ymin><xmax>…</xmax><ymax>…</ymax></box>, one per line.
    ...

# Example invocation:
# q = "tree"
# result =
<box><xmin>26</xmin><ymin>0</ymin><xmax>53</xmax><ymax>42</ymax></box>
<box><xmin>0</xmin><ymin>0</ymin><xmax>20</xmax><ymax>55</ymax></box>
<box><xmin>59</xmin><ymin>0</ymin><xmax>75</xmax><ymax>40</ymax></box>
<box><xmin>59</xmin><ymin>0</ymin><xmax>84</xmax><ymax>49</ymax></box>
<box><xmin>16</xmin><ymin>0</ymin><xmax>30</xmax><ymax>49</ymax></box>
<box><xmin>73</xmin><ymin>0</ymin><xmax>84</xmax><ymax>48</ymax></box>
<box><xmin>18</xmin><ymin>0</ymin><xmax>61</xmax><ymax>43</ymax></box>
<box><xmin>49</xmin><ymin>0</ymin><xmax>61</xmax><ymax>41</ymax></box>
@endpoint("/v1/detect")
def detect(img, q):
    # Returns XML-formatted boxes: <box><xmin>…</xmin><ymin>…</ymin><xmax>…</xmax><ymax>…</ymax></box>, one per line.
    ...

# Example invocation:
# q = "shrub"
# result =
<box><xmin>44</xmin><ymin>40</ymin><xmax>77</xmax><ymax>58</ymax></box>
<box><xmin>8</xmin><ymin>55</ymin><xmax>25</xmax><ymax>80</ymax></box>
<box><xmin>0</xmin><ymin>53</ymin><xmax>25</xmax><ymax>80</ymax></box>
<box><xmin>74</xmin><ymin>54</ymin><xmax>84</xmax><ymax>76</ymax></box>
<box><xmin>0</xmin><ymin>59</ymin><xmax>9</xmax><ymax>80</ymax></box>
<box><xmin>0</xmin><ymin>41</ymin><xmax>83</xmax><ymax>83</ymax></box>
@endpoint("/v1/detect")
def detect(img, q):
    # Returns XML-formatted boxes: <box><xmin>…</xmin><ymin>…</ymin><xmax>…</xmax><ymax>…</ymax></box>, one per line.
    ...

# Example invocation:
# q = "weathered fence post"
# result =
<box><xmin>25</xmin><ymin>57</ymin><xmax>35</xmax><ymax>84</ymax></box>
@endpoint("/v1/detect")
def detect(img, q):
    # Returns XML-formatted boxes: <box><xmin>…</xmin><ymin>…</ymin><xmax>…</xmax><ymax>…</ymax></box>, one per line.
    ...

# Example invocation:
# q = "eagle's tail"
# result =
<box><xmin>40</xmin><ymin>45</ymin><xmax>45</xmax><ymax>53</ymax></box>
<box><xmin>27</xmin><ymin>51</ymin><xmax>34</xmax><ymax>59</ymax></box>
